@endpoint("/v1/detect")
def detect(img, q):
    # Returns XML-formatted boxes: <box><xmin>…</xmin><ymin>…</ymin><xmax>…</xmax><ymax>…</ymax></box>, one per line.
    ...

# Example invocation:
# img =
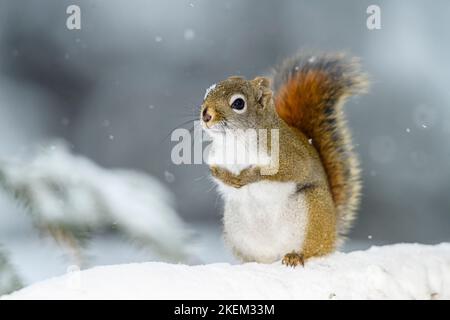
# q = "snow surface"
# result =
<box><xmin>4</xmin><ymin>243</ymin><xmax>450</xmax><ymax>300</ymax></box>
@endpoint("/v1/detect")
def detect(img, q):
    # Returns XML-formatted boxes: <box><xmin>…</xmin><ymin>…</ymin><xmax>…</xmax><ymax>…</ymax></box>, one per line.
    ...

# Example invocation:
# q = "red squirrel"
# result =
<box><xmin>200</xmin><ymin>52</ymin><xmax>368</xmax><ymax>266</ymax></box>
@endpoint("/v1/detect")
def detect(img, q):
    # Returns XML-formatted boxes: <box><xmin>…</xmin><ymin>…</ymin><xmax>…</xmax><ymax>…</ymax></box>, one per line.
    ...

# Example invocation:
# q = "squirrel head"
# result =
<box><xmin>200</xmin><ymin>76</ymin><xmax>274</xmax><ymax>134</ymax></box>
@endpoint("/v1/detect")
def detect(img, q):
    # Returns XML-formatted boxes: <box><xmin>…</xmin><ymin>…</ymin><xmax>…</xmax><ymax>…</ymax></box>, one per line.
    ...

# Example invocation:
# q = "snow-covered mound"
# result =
<box><xmin>3</xmin><ymin>243</ymin><xmax>450</xmax><ymax>300</ymax></box>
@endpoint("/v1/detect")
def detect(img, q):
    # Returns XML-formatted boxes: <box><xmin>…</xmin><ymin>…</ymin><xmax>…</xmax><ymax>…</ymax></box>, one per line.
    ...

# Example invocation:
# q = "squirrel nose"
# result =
<box><xmin>202</xmin><ymin>108</ymin><xmax>212</xmax><ymax>123</ymax></box>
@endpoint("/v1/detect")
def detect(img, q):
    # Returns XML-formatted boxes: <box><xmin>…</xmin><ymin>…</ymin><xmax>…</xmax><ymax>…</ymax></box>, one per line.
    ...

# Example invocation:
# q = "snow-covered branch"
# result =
<box><xmin>0</xmin><ymin>142</ymin><xmax>192</xmax><ymax>263</ymax></box>
<box><xmin>0</xmin><ymin>246</ymin><xmax>22</xmax><ymax>296</ymax></box>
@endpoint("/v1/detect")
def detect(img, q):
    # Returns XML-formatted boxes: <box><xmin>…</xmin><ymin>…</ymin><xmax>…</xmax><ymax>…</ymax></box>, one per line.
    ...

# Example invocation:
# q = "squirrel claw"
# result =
<box><xmin>229</xmin><ymin>181</ymin><xmax>243</xmax><ymax>188</ymax></box>
<box><xmin>282</xmin><ymin>251</ymin><xmax>304</xmax><ymax>268</ymax></box>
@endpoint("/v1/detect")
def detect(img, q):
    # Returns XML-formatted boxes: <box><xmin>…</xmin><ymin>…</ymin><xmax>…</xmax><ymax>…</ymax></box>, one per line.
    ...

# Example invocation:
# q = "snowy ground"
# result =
<box><xmin>4</xmin><ymin>243</ymin><xmax>449</xmax><ymax>300</ymax></box>
<box><xmin>1</xmin><ymin>221</ymin><xmax>386</xmax><ymax>287</ymax></box>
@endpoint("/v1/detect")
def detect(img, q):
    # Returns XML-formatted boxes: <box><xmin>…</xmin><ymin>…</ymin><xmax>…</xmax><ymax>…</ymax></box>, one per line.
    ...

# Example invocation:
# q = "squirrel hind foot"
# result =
<box><xmin>282</xmin><ymin>251</ymin><xmax>305</xmax><ymax>268</ymax></box>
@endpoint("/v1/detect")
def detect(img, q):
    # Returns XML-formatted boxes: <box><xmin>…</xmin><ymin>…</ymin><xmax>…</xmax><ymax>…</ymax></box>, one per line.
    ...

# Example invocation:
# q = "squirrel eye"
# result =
<box><xmin>229</xmin><ymin>94</ymin><xmax>247</xmax><ymax>113</ymax></box>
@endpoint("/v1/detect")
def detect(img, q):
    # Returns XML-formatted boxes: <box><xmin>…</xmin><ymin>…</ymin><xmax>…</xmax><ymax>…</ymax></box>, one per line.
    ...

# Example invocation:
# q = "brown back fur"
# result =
<box><xmin>272</xmin><ymin>52</ymin><xmax>368</xmax><ymax>236</ymax></box>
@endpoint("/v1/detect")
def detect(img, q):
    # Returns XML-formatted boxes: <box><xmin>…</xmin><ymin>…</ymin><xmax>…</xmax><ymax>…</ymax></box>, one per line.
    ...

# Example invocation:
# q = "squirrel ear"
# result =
<box><xmin>251</xmin><ymin>77</ymin><xmax>272</xmax><ymax>108</ymax></box>
<box><xmin>251</xmin><ymin>76</ymin><xmax>271</xmax><ymax>89</ymax></box>
<box><xmin>228</xmin><ymin>75</ymin><xmax>245</xmax><ymax>81</ymax></box>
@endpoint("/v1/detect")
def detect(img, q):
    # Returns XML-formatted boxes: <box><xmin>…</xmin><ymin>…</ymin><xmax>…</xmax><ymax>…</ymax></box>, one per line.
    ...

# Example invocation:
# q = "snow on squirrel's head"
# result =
<box><xmin>204</xmin><ymin>83</ymin><xmax>216</xmax><ymax>100</ymax></box>
<box><xmin>200</xmin><ymin>76</ymin><xmax>274</xmax><ymax>133</ymax></box>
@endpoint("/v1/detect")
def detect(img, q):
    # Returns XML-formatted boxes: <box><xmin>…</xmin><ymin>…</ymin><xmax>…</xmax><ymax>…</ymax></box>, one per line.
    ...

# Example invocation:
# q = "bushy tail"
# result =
<box><xmin>273</xmin><ymin>52</ymin><xmax>368</xmax><ymax>236</ymax></box>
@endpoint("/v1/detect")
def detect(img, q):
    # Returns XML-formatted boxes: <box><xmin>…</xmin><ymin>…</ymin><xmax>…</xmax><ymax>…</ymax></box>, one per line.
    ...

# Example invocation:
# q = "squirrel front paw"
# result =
<box><xmin>210</xmin><ymin>166</ymin><xmax>244</xmax><ymax>188</ymax></box>
<box><xmin>282</xmin><ymin>251</ymin><xmax>304</xmax><ymax>267</ymax></box>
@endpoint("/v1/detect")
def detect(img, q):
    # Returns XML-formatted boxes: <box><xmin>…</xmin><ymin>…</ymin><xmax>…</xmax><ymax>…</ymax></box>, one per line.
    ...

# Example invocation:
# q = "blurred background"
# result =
<box><xmin>0</xmin><ymin>0</ymin><xmax>449</xmax><ymax>293</ymax></box>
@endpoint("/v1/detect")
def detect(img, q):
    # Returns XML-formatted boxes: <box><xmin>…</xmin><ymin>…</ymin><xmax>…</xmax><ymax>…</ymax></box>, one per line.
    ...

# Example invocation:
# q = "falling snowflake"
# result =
<box><xmin>61</xmin><ymin>118</ymin><xmax>70</xmax><ymax>127</ymax></box>
<box><xmin>184</xmin><ymin>29</ymin><xmax>195</xmax><ymax>41</ymax></box>
<box><xmin>414</xmin><ymin>104</ymin><xmax>436</xmax><ymax>129</ymax></box>
<box><xmin>164</xmin><ymin>171</ymin><xmax>175</xmax><ymax>183</ymax></box>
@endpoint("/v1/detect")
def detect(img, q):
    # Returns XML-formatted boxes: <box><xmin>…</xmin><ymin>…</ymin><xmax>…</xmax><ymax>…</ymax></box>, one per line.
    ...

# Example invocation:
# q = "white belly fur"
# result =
<box><xmin>216</xmin><ymin>179</ymin><xmax>308</xmax><ymax>263</ymax></box>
